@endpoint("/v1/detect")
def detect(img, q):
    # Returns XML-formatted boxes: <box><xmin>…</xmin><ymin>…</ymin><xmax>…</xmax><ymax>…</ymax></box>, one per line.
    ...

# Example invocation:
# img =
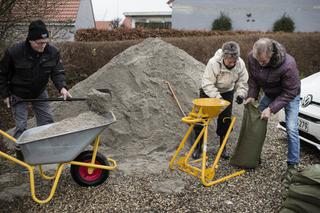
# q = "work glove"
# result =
<box><xmin>244</xmin><ymin>97</ymin><xmax>255</xmax><ymax>105</ymax></box>
<box><xmin>235</xmin><ymin>96</ymin><xmax>244</xmax><ymax>104</ymax></box>
<box><xmin>3</xmin><ymin>97</ymin><xmax>10</xmax><ymax>108</ymax></box>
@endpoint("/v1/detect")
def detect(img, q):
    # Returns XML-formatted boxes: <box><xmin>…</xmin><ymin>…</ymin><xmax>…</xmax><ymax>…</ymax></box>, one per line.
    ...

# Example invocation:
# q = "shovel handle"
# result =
<box><xmin>164</xmin><ymin>81</ymin><xmax>186</xmax><ymax>117</ymax></box>
<box><xmin>18</xmin><ymin>98</ymin><xmax>86</xmax><ymax>102</ymax></box>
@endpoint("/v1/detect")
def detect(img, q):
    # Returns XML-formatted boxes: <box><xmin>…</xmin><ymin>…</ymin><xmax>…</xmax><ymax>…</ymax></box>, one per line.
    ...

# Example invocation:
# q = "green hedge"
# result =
<box><xmin>75</xmin><ymin>28</ymin><xmax>262</xmax><ymax>42</ymax></box>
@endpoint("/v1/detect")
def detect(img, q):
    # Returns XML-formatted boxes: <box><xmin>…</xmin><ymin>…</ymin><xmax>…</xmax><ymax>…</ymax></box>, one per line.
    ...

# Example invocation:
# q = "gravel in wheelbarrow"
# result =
<box><xmin>16</xmin><ymin>111</ymin><xmax>116</xmax><ymax>165</ymax></box>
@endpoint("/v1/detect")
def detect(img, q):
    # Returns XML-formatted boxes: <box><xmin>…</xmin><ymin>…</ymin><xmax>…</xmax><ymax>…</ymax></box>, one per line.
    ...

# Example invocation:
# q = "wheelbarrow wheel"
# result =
<box><xmin>70</xmin><ymin>151</ymin><xmax>109</xmax><ymax>187</ymax></box>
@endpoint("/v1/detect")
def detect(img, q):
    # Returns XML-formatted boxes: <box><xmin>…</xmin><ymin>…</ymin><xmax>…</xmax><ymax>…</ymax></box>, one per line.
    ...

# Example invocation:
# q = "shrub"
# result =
<box><xmin>211</xmin><ymin>12</ymin><xmax>232</xmax><ymax>31</ymax></box>
<box><xmin>273</xmin><ymin>14</ymin><xmax>295</xmax><ymax>32</ymax></box>
<box><xmin>75</xmin><ymin>28</ymin><xmax>257</xmax><ymax>42</ymax></box>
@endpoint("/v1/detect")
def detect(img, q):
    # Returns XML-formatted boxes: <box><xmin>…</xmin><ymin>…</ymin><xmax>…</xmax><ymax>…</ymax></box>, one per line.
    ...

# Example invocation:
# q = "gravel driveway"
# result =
<box><xmin>0</xmin><ymin>105</ymin><xmax>319</xmax><ymax>213</ymax></box>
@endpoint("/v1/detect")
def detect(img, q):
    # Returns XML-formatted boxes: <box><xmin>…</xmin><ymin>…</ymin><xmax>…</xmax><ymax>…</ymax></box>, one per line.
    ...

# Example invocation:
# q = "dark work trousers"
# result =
<box><xmin>12</xmin><ymin>90</ymin><xmax>54</xmax><ymax>140</ymax></box>
<box><xmin>194</xmin><ymin>89</ymin><xmax>234</xmax><ymax>143</ymax></box>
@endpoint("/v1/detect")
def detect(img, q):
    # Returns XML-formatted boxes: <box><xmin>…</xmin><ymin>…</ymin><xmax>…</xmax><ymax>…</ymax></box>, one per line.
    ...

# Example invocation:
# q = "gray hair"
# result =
<box><xmin>253</xmin><ymin>38</ymin><xmax>274</xmax><ymax>59</ymax></box>
<box><xmin>222</xmin><ymin>41</ymin><xmax>240</xmax><ymax>59</ymax></box>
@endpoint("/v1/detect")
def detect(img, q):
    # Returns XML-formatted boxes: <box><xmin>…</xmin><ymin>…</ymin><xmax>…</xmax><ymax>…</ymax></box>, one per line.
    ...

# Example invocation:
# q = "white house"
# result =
<box><xmin>169</xmin><ymin>0</ymin><xmax>320</xmax><ymax>32</ymax></box>
<box><xmin>122</xmin><ymin>12</ymin><xmax>172</xmax><ymax>29</ymax></box>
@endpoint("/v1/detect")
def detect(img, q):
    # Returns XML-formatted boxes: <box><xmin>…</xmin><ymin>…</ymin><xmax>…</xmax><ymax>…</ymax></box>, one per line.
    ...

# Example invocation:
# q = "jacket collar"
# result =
<box><xmin>24</xmin><ymin>40</ymin><xmax>51</xmax><ymax>62</ymax></box>
<box><xmin>266</xmin><ymin>40</ymin><xmax>286</xmax><ymax>68</ymax></box>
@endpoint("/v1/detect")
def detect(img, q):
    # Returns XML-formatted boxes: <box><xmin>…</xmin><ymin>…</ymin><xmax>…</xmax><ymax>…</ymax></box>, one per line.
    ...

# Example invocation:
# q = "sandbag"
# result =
<box><xmin>280</xmin><ymin>164</ymin><xmax>320</xmax><ymax>213</ymax></box>
<box><xmin>230</xmin><ymin>104</ymin><xmax>267</xmax><ymax>169</ymax></box>
<box><xmin>291</xmin><ymin>164</ymin><xmax>320</xmax><ymax>185</ymax></box>
<box><xmin>279</xmin><ymin>208</ymin><xmax>296</xmax><ymax>213</ymax></box>
<box><xmin>287</xmin><ymin>184</ymin><xmax>320</xmax><ymax>206</ymax></box>
<box><xmin>280</xmin><ymin>197</ymin><xmax>320</xmax><ymax>213</ymax></box>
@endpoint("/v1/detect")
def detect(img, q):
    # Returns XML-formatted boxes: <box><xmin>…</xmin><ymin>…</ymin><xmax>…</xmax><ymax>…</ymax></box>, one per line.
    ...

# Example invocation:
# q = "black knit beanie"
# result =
<box><xmin>27</xmin><ymin>20</ymin><xmax>49</xmax><ymax>41</ymax></box>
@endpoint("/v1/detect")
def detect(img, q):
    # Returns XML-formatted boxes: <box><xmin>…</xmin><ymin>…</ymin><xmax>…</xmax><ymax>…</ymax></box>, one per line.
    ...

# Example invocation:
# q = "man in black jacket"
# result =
<box><xmin>0</xmin><ymin>20</ymin><xmax>71</xmax><ymax>160</ymax></box>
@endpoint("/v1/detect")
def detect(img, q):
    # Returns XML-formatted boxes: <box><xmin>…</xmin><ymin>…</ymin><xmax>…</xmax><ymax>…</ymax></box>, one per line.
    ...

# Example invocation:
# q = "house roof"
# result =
<box><xmin>11</xmin><ymin>0</ymin><xmax>81</xmax><ymax>23</ymax></box>
<box><xmin>49</xmin><ymin>0</ymin><xmax>80</xmax><ymax>22</ymax></box>
<box><xmin>123</xmin><ymin>11</ymin><xmax>172</xmax><ymax>17</ymax></box>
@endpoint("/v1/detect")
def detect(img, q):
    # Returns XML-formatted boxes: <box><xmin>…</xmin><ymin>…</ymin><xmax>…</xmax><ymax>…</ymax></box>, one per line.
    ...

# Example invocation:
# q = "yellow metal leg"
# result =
<box><xmin>38</xmin><ymin>165</ymin><xmax>59</xmax><ymax>180</ymax></box>
<box><xmin>0</xmin><ymin>149</ymin><xmax>66</xmax><ymax>204</ymax></box>
<box><xmin>184</xmin><ymin>124</ymin><xmax>206</xmax><ymax>164</ymax></box>
<box><xmin>70</xmin><ymin>160</ymin><xmax>117</xmax><ymax>170</ymax></box>
<box><xmin>201</xmin><ymin>170</ymin><xmax>246</xmax><ymax>187</ymax></box>
<box><xmin>169</xmin><ymin>124</ymin><xmax>195</xmax><ymax>169</ymax></box>
<box><xmin>88</xmin><ymin>135</ymin><xmax>101</xmax><ymax>174</ymax></box>
<box><xmin>30</xmin><ymin>164</ymin><xmax>66</xmax><ymax>204</ymax></box>
<box><xmin>212</xmin><ymin>117</ymin><xmax>236</xmax><ymax>170</ymax></box>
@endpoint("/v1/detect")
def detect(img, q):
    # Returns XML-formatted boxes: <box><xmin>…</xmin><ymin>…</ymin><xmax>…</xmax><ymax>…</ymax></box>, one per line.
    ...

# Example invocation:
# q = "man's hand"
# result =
<box><xmin>3</xmin><ymin>97</ymin><xmax>10</xmax><ymax>108</ymax></box>
<box><xmin>235</xmin><ymin>96</ymin><xmax>244</xmax><ymax>104</ymax></box>
<box><xmin>60</xmin><ymin>88</ymin><xmax>72</xmax><ymax>100</ymax></box>
<box><xmin>261</xmin><ymin>107</ymin><xmax>271</xmax><ymax>120</ymax></box>
<box><xmin>244</xmin><ymin>97</ymin><xmax>255</xmax><ymax>105</ymax></box>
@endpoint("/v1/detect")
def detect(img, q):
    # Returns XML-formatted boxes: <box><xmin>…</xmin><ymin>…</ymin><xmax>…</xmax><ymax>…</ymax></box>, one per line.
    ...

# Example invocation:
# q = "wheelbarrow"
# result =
<box><xmin>169</xmin><ymin>98</ymin><xmax>245</xmax><ymax>186</ymax></box>
<box><xmin>0</xmin><ymin>111</ymin><xmax>117</xmax><ymax>204</ymax></box>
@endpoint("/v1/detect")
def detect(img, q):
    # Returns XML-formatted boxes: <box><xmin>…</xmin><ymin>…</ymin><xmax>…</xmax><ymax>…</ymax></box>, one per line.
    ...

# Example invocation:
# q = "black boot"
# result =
<box><xmin>15</xmin><ymin>148</ymin><xmax>24</xmax><ymax>161</ymax></box>
<box><xmin>192</xmin><ymin>124</ymin><xmax>203</xmax><ymax>159</ymax></box>
<box><xmin>192</xmin><ymin>140</ymin><xmax>202</xmax><ymax>159</ymax></box>
<box><xmin>219</xmin><ymin>136</ymin><xmax>229</xmax><ymax>160</ymax></box>
<box><xmin>15</xmin><ymin>146</ymin><xmax>28</xmax><ymax>173</ymax></box>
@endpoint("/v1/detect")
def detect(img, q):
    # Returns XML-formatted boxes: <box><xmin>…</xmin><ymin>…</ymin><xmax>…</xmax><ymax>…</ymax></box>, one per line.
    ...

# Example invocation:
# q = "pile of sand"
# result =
<box><xmin>49</xmin><ymin>38</ymin><xmax>206</xmax><ymax>174</ymax></box>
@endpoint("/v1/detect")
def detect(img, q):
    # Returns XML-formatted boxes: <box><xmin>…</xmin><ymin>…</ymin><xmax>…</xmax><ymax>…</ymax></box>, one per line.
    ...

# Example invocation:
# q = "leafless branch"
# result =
<box><xmin>0</xmin><ymin>0</ymin><xmax>73</xmax><ymax>40</ymax></box>
<box><xmin>111</xmin><ymin>17</ymin><xmax>122</xmax><ymax>29</ymax></box>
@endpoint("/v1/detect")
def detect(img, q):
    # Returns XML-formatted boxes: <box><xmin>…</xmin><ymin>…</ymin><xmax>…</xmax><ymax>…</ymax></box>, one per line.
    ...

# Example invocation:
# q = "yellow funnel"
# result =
<box><xmin>192</xmin><ymin>98</ymin><xmax>230</xmax><ymax>118</ymax></box>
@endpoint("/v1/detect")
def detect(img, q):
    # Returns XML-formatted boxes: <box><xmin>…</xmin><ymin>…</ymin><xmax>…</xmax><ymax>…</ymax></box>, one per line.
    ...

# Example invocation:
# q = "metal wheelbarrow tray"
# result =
<box><xmin>17</xmin><ymin>111</ymin><xmax>116</xmax><ymax>165</ymax></box>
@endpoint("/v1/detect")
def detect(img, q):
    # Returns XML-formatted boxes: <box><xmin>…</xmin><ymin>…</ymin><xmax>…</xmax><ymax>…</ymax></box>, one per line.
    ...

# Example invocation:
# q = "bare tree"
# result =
<box><xmin>0</xmin><ymin>0</ymin><xmax>70</xmax><ymax>41</ymax></box>
<box><xmin>111</xmin><ymin>17</ymin><xmax>122</xmax><ymax>29</ymax></box>
<box><xmin>0</xmin><ymin>0</ymin><xmax>18</xmax><ymax>39</ymax></box>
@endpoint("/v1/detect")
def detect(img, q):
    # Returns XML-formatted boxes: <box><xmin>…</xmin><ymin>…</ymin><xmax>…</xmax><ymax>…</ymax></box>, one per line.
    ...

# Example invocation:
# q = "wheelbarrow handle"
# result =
<box><xmin>10</xmin><ymin>88</ymin><xmax>111</xmax><ymax>105</ymax></box>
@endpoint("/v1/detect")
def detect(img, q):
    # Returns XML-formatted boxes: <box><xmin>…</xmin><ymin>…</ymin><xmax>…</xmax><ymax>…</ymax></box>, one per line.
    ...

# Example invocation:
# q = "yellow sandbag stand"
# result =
<box><xmin>169</xmin><ymin>98</ymin><xmax>245</xmax><ymax>186</ymax></box>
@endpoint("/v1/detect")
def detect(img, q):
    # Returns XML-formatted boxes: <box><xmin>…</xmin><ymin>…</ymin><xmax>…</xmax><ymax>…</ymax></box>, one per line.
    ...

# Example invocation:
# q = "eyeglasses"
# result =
<box><xmin>256</xmin><ymin>53</ymin><xmax>271</xmax><ymax>66</ymax></box>
<box><xmin>224</xmin><ymin>57</ymin><xmax>238</xmax><ymax>67</ymax></box>
<box><xmin>30</xmin><ymin>40</ymin><xmax>49</xmax><ymax>46</ymax></box>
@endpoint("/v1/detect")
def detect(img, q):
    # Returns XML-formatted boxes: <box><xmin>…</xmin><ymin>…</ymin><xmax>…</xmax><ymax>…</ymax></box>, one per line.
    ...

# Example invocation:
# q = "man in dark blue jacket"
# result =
<box><xmin>0</xmin><ymin>20</ymin><xmax>71</xmax><ymax>160</ymax></box>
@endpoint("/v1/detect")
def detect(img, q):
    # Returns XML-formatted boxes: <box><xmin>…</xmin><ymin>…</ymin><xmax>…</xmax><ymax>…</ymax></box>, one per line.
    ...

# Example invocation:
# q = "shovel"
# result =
<box><xmin>10</xmin><ymin>88</ymin><xmax>112</xmax><ymax>105</ymax></box>
<box><xmin>15</xmin><ymin>97</ymin><xmax>87</xmax><ymax>103</ymax></box>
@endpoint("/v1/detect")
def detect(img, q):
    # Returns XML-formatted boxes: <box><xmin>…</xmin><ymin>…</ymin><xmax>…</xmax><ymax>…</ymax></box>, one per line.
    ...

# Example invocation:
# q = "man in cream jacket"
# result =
<box><xmin>193</xmin><ymin>41</ymin><xmax>248</xmax><ymax>159</ymax></box>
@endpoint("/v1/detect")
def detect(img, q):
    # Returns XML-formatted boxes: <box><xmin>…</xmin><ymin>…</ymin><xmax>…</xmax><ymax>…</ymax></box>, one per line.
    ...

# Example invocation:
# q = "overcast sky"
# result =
<box><xmin>92</xmin><ymin>0</ymin><xmax>172</xmax><ymax>21</ymax></box>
